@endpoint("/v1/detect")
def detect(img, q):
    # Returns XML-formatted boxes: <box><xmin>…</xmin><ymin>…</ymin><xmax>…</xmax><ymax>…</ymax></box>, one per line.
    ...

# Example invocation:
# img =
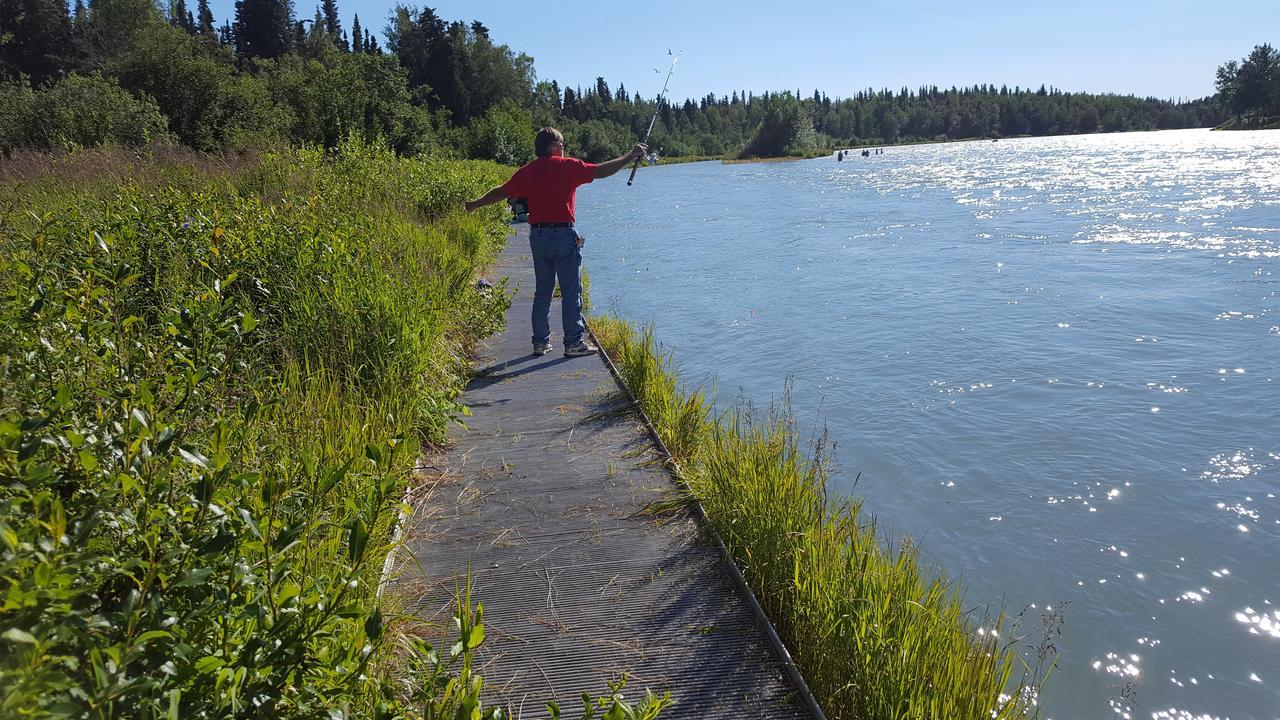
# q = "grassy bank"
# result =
<box><xmin>650</xmin><ymin>155</ymin><xmax>720</xmax><ymax>166</ymax></box>
<box><xmin>725</xmin><ymin>149</ymin><xmax>833</xmax><ymax>164</ymax></box>
<box><xmin>588</xmin><ymin>317</ymin><xmax>1053</xmax><ymax>720</ymax></box>
<box><xmin>1213</xmin><ymin>115</ymin><xmax>1280</xmax><ymax>130</ymax></box>
<box><xmin>0</xmin><ymin>143</ymin><xmax>519</xmax><ymax>717</ymax></box>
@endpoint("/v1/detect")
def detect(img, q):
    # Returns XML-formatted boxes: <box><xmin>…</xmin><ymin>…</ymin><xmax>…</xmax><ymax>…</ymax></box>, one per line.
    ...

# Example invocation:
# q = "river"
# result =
<box><xmin>575</xmin><ymin>128</ymin><xmax>1280</xmax><ymax>720</ymax></box>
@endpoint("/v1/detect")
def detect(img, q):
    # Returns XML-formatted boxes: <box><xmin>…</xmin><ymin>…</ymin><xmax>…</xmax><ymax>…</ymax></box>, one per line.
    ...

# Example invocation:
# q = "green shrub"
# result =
<box><xmin>0</xmin><ymin>74</ymin><xmax>173</xmax><ymax>153</ymax></box>
<box><xmin>463</xmin><ymin>100</ymin><xmax>534</xmax><ymax>165</ymax></box>
<box><xmin>563</xmin><ymin>119</ymin><xmax>637</xmax><ymax>163</ymax></box>
<box><xmin>0</xmin><ymin>147</ymin><xmax>515</xmax><ymax>716</ymax></box>
<box><xmin>112</xmin><ymin>23</ymin><xmax>286</xmax><ymax>151</ymax></box>
<box><xmin>260</xmin><ymin>50</ymin><xmax>436</xmax><ymax>155</ymax></box>
<box><xmin>0</xmin><ymin>80</ymin><xmax>36</xmax><ymax>154</ymax></box>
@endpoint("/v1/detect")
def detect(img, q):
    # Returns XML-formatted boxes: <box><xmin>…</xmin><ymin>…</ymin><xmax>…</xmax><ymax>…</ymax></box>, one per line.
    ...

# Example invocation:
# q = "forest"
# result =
<box><xmin>0</xmin><ymin>0</ymin><xmax>1266</xmax><ymax>162</ymax></box>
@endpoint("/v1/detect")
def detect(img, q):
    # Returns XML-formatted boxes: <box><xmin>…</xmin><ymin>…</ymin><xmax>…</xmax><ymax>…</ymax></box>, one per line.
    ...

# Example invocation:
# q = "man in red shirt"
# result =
<box><xmin>465</xmin><ymin>127</ymin><xmax>646</xmax><ymax>357</ymax></box>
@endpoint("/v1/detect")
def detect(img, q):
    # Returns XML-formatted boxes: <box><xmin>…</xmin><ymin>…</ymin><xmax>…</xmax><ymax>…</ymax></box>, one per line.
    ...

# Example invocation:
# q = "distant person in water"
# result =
<box><xmin>465</xmin><ymin>127</ymin><xmax>647</xmax><ymax>358</ymax></box>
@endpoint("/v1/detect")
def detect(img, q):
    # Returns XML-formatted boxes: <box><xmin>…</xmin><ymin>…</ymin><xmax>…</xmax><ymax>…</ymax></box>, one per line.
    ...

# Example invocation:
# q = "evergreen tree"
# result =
<box><xmin>196</xmin><ymin>0</ymin><xmax>214</xmax><ymax>37</ymax></box>
<box><xmin>386</xmin><ymin>5</ymin><xmax>443</xmax><ymax>88</ymax></box>
<box><xmin>1235</xmin><ymin>44</ymin><xmax>1279</xmax><ymax>117</ymax></box>
<box><xmin>562</xmin><ymin>87</ymin><xmax>577</xmax><ymax>118</ymax></box>
<box><xmin>441</xmin><ymin>21</ymin><xmax>474</xmax><ymax>119</ymax></box>
<box><xmin>0</xmin><ymin>0</ymin><xmax>74</xmax><ymax>85</ymax></box>
<box><xmin>596</xmin><ymin>76</ymin><xmax>612</xmax><ymax>105</ymax></box>
<box><xmin>350</xmin><ymin>13</ymin><xmax>362</xmax><ymax>53</ymax></box>
<box><xmin>299</xmin><ymin>6</ymin><xmax>327</xmax><ymax>56</ymax></box>
<box><xmin>363</xmin><ymin>28</ymin><xmax>378</xmax><ymax>54</ymax></box>
<box><xmin>233</xmin><ymin>0</ymin><xmax>294</xmax><ymax>59</ymax></box>
<box><xmin>1216</xmin><ymin>44</ymin><xmax>1280</xmax><ymax>121</ymax></box>
<box><xmin>387</xmin><ymin>7</ymin><xmax>470</xmax><ymax>118</ymax></box>
<box><xmin>170</xmin><ymin>0</ymin><xmax>194</xmax><ymax>31</ymax></box>
<box><xmin>320</xmin><ymin>0</ymin><xmax>339</xmax><ymax>36</ymax></box>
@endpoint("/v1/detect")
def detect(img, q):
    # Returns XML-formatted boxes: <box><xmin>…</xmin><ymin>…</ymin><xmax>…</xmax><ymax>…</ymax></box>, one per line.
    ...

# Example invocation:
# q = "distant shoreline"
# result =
<box><xmin>1213</xmin><ymin>116</ymin><xmax>1280</xmax><ymax>130</ymax></box>
<box><xmin>663</xmin><ymin>126</ymin><xmax>1266</xmax><ymax>167</ymax></box>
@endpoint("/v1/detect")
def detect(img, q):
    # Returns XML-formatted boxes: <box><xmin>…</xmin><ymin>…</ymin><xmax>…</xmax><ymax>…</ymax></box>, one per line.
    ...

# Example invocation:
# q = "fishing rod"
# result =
<box><xmin>627</xmin><ymin>51</ymin><xmax>680</xmax><ymax>186</ymax></box>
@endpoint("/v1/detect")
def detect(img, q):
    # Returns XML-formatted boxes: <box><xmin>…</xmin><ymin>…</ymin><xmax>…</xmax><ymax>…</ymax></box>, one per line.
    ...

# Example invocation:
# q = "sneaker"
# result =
<box><xmin>533</xmin><ymin>342</ymin><xmax>551</xmax><ymax>356</ymax></box>
<box><xmin>562</xmin><ymin>339</ymin><xmax>598</xmax><ymax>358</ymax></box>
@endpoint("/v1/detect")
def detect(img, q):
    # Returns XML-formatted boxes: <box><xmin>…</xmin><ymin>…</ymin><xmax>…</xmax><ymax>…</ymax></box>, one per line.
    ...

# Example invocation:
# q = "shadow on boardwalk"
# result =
<box><xmin>388</xmin><ymin>226</ymin><xmax>811</xmax><ymax>719</ymax></box>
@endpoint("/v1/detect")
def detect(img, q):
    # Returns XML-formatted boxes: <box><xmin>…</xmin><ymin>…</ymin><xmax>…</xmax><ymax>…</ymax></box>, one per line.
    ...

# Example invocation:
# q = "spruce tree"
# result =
<box><xmin>170</xmin><ymin>0</ymin><xmax>184</xmax><ymax>29</ymax></box>
<box><xmin>350</xmin><ymin>13</ymin><xmax>362</xmax><ymax>53</ymax></box>
<box><xmin>196</xmin><ymin>0</ymin><xmax>214</xmax><ymax>37</ymax></box>
<box><xmin>320</xmin><ymin>0</ymin><xmax>339</xmax><ymax>36</ymax></box>
<box><xmin>233</xmin><ymin>0</ymin><xmax>294</xmax><ymax>59</ymax></box>
<box><xmin>0</xmin><ymin>0</ymin><xmax>74</xmax><ymax>86</ymax></box>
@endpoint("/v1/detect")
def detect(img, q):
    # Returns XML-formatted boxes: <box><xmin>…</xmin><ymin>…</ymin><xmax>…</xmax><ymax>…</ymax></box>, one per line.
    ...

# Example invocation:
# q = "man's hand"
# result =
<box><xmin>594</xmin><ymin>144</ymin><xmax>651</xmax><ymax>179</ymax></box>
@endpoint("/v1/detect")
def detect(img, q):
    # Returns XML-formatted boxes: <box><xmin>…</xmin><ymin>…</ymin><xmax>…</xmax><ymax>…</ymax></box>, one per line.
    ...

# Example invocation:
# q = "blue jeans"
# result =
<box><xmin>529</xmin><ymin>227</ymin><xmax>584</xmax><ymax>347</ymax></box>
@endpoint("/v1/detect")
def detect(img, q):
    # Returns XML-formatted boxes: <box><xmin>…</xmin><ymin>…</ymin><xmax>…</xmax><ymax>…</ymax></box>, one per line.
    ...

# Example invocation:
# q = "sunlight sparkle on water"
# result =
<box><xmin>1150</xmin><ymin>711</ymin><xmax>1225</xmax><ymax>720</ymax></box>
<box><xmin>583</xmin><ymin>129</ymin><xmax>1280</xmax><ymax>720</ymax></box>
<box><xmin>1234</xmin><ymin>607</ymin><xmax>1280</xmax><ymax>639</ymax></box>
<box><xmin>1093</xmin><ymin>651</ymin><xmax>1141</xmax><ymax>679</ymax></box>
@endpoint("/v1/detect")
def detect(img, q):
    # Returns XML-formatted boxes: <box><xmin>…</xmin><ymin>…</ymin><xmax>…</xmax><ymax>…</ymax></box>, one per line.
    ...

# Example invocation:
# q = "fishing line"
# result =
<box><xmin>627</xmin><ymin>50</ymin><xmax>680</xmax><ymax>186</ymax></box>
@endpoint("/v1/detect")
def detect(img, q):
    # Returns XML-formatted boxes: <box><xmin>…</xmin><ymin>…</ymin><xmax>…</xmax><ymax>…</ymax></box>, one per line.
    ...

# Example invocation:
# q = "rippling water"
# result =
<box><xmin>575</xmin><ymin>129</ymin><xmax>1280</xmax><ymax>720</ymax></box>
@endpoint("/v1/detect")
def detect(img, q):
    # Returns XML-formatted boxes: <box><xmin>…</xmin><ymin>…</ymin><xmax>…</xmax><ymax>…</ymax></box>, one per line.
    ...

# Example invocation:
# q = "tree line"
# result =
<box><xmin>0</xmin><ymin>0</ymin><xmax>539</xmax><ymax>159</ymax></box>
<box><xmin>1215</xmin><ymin>43</ymin><xmax>1280</xmax><ymax>128</ymax></box>
<box><xmin>0</xmin><ymin>1</ymin><xmax>1262</xmax><ymax>162</ymax></box>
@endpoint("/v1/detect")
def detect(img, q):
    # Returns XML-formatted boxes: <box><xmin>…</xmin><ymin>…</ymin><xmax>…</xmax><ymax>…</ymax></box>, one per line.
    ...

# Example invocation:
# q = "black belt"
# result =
<box><xmin>530</xmin><ymin>222</ymin><xmax>573</xmax><ymax>229</ymax></box>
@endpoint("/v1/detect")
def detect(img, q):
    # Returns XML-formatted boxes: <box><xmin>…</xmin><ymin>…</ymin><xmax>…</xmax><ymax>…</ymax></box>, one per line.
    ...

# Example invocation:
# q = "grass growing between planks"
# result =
<box><xmin>0</xmin><ymin>141</ymin><xmax>526</xmax><ymax>718</ymax></box>
<box><xmin>589</xmin><ymin>315</ymin><xmax>1054</xmax><ymax>720</ymax></box>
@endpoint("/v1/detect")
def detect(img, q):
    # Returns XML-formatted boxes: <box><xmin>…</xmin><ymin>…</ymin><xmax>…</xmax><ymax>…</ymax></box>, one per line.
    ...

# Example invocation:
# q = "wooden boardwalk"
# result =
<box><xmin>394</xmin><ymin>226</ymin><xmax>813</xmax><ymax>719</ymax></box>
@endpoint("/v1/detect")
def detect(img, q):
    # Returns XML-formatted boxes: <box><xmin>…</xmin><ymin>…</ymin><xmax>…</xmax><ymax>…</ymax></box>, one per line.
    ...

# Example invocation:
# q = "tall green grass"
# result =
<box><xmin>0</xmin><ymin>143</ymin><xmax>518</xmax><ymax>717</ymax></box>
<box><xmin>589</xmin><ymin>316</ymin><xmax>1053</xmax><ymax>720</ymax></box>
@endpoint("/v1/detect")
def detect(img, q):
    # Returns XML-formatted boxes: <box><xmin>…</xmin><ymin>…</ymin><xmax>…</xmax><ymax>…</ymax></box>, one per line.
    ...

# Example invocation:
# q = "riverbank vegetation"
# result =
<box><xmin>1</xmin><ymin>1</ymin><xmax>1256</xmax><ymax>163</ymax></box>
<box><xmin>587</xmin><ymin>317</ymin><xmax>1056</xmax><ymax>720</ymax></box>
<box><xmin>0</xmin><ymin>144</ymin><xmax>540</xmax><ymax>717</ymax></box>
<box><xmin>1215</xmin><ymin>43</ymin><xmax>1280</xmax><ymax>129</ymax></box>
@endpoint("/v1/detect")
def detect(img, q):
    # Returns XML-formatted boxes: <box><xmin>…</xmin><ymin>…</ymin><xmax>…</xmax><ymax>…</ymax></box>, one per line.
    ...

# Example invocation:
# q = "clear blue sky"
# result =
<box><xmin>207</xmin><ymin>0</ymin><xmax>1275</xmax><ymax>101</ymax></box>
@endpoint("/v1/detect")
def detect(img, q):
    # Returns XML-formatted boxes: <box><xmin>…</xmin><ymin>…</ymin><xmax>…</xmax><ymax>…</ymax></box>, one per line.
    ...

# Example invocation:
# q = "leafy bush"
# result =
<box><xmin>0</xmin><ymin>81</ymin><xmax>36</xmax><ymax>153</ymax></box>
<box><xmin>112</xmin><ymin>24</ymin><xmax>285</xmax><ymax>151</ymax></box>
<box><xmin>562</xmin><ymin>119</ymin><xmax>636</xmax><ymax>163</ymax></box>
<box><xmin>261</xmin><ymin>50</ymin><xmax>436</xmax><ymax>155</ymax></box>
<box><xmin>740</xmin><ymin>94</ymin><xmax>817</xmax><ymax>158</ymax></box>
<box><xmin>0</xmin><ymin>147</ymin><xmax>517</xmax><ymax>717</ymax></box>
<box><xmin>0</xmin><ymin>74</ymin><xmax>173</xmax><ymax>153</ymax></box>
<box><xmin>463</xmin><ymin>100</ymin><xmax>534</xmax><ymax>165</ymax></box>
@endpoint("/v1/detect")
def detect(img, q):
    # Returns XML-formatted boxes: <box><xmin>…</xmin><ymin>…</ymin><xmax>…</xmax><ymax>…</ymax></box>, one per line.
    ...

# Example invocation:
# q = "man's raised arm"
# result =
<box><xmin>464</xmin><ymin>185</ymin><xmax>509</xmax><ymax>213</ymax></box>
<box><xmin>592</xmin><ymin>144</ymin><xmax>649</xmax><ymax>179</ymax></box>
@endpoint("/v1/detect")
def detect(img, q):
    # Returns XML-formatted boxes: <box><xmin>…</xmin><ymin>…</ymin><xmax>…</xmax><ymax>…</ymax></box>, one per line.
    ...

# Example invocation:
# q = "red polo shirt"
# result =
<box><xmin>502</xmin><ymin>155</ymin><xmax>597</xmax><ymax>224</ymax></box>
